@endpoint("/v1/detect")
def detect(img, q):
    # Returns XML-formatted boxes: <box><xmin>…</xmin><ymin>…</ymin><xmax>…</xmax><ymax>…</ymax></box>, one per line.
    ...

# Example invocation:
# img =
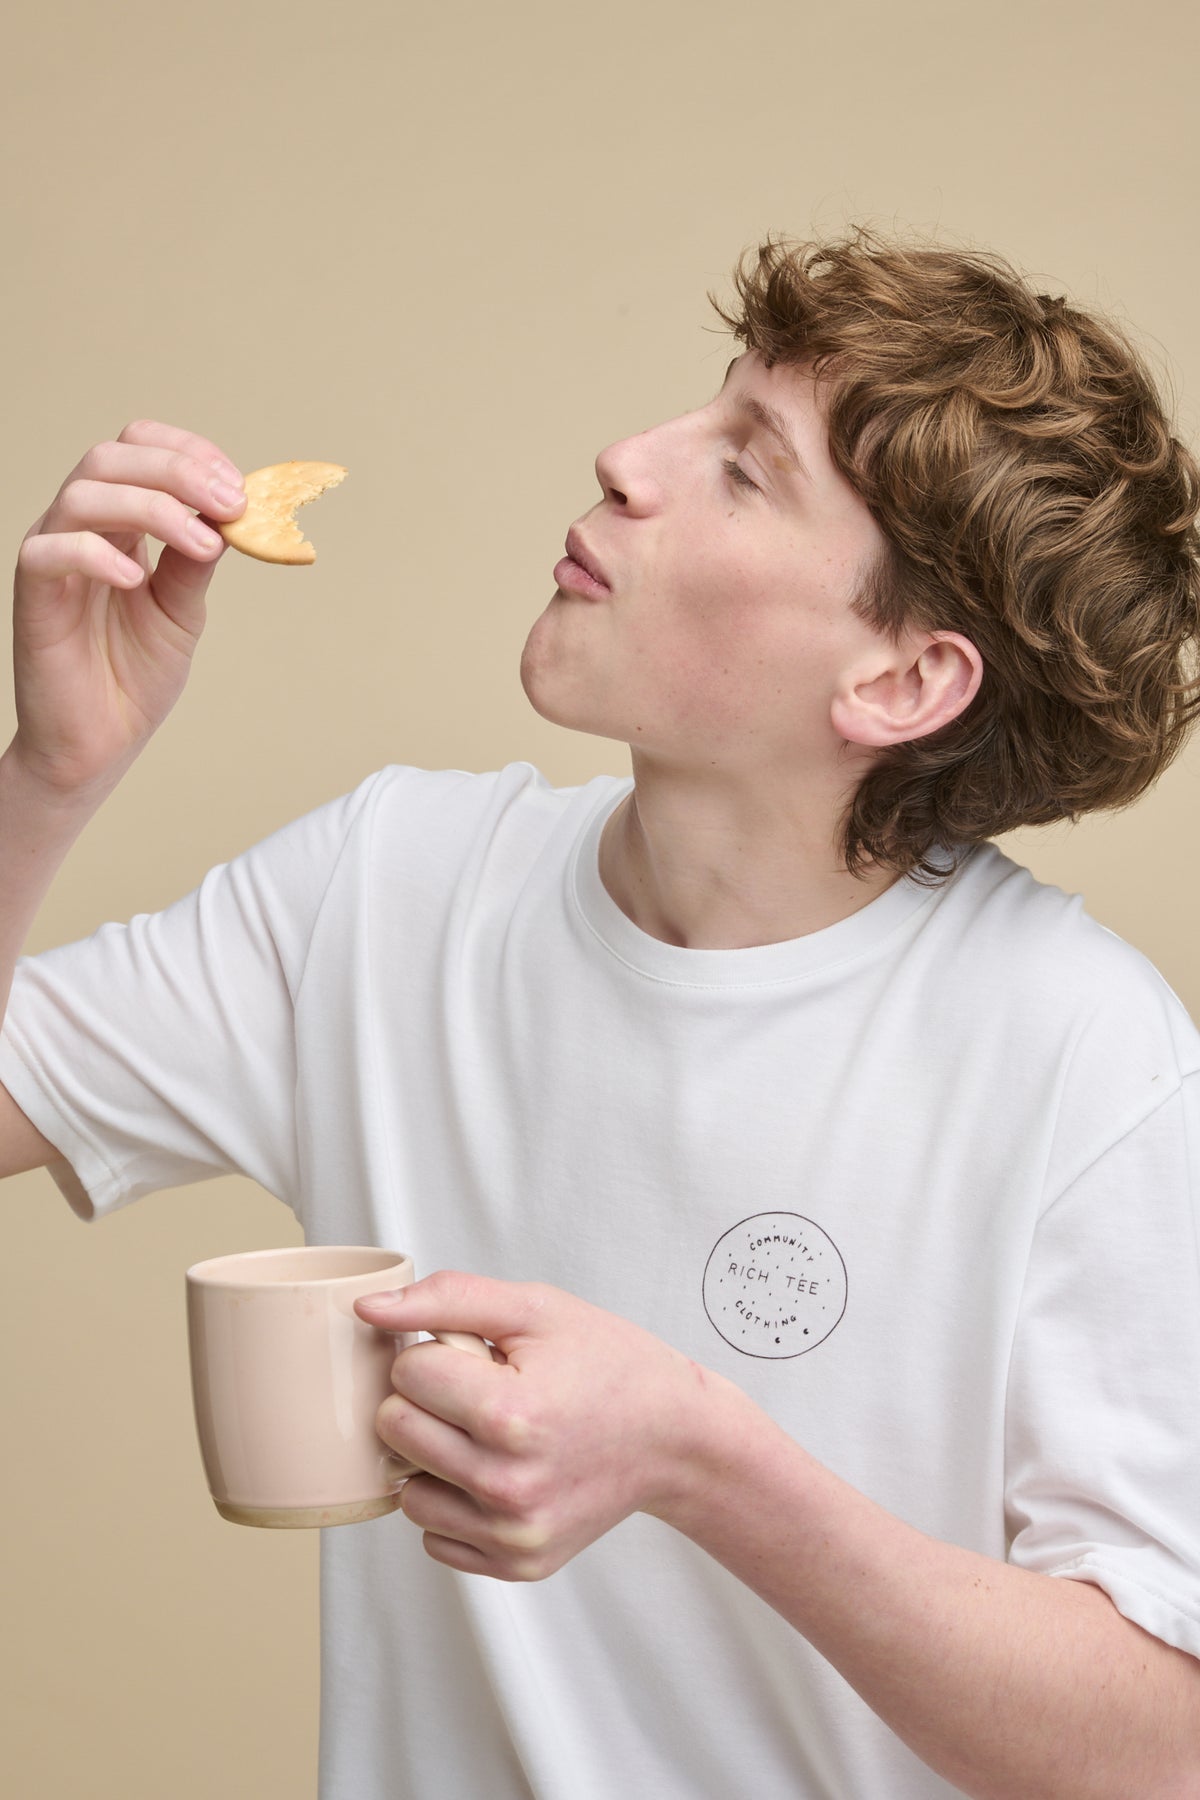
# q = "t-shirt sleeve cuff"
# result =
<box><xmin>0</xmin><ymin>1036</ymin><xmax>132</xmax><ymax>1222</ymax></box>
<box><xmin>1048</xmin><ymin>1554</ymin><xmax>1200</xmax><ymax>1661</ymax></box>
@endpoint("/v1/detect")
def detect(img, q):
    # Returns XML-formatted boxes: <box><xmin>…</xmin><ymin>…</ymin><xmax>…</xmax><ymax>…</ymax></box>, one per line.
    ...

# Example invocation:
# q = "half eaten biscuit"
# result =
<box><xmin>218</xmin><ymin>461</ymin><xmax>348</xmax><ymax>565</ymax></box>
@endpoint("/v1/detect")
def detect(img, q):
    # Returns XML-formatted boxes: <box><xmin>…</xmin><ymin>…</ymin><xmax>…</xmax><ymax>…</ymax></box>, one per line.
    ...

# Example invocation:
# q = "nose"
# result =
<box><xmin>594</xmin><ymin>422</ymin><xmax>671</xmax><ymax>516</ymax></box>
<box><xmin>594</xmin><ymin>435</ymin><xmax>635</xmax><ymax>510</ymax></box>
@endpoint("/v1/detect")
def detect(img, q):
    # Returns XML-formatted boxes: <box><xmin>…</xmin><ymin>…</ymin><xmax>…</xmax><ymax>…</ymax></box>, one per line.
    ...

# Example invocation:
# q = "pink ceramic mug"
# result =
<box><xmin>186</xmin><ymin>1246</ymin><xmax>490</xmax><ymax>1529</ymax></box>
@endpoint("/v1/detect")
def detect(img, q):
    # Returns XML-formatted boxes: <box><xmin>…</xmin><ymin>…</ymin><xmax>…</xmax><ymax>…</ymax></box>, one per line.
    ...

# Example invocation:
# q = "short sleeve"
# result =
<box><xmin>0</xmin><ymin>771</ymin><xmax>387</xmax><ymax>1221</ymax></box>
<box><xmin>1005</xmin><ymin>1074</ymin><xmax>1200</xmax><ymax>1658</ymax></box>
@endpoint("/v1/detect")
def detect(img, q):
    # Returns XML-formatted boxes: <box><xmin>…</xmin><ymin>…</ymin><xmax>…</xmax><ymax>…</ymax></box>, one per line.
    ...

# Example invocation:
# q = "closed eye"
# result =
<box><xmin>722</xmin><ymin>456</ymin><xmax>759</xmax><ymax>492</ymax></box>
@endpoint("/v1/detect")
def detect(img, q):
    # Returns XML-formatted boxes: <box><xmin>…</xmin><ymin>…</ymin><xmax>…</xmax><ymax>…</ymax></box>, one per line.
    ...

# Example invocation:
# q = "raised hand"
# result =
<box><xmin>12</xmin><ymin>420</ymin><xmax>247</xmax><ymax>800</ymax></box>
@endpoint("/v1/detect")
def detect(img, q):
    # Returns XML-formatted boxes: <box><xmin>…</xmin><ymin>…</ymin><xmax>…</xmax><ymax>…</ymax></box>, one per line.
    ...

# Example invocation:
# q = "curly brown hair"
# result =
<box><xmin>710</xmin><ymin>228</ymin><xmax>1200</xmax><ymax>883</ymax></box>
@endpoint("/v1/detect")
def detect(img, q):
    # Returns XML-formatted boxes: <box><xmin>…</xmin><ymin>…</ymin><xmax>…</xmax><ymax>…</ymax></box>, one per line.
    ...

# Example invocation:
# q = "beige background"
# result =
<box><xmin>3</xmin><ymin>0</ymin><xmax>1198</xmax><ymax>1793</ymax></box>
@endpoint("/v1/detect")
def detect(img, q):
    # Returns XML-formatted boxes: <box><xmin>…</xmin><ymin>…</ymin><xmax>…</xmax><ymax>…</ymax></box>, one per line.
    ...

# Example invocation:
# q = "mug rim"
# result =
<box><xmin>186</xmin><ymin>1245</ymin><xmax>412</xmax><ymax>1288</ymax></box>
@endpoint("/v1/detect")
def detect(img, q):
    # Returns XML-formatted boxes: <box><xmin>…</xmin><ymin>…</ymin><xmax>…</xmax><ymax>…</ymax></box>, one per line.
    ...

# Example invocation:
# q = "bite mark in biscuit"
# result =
<box><xmin>218</xmin><ymin>461</ymin><xmax>348</xmax><ymax>565</ymax></box>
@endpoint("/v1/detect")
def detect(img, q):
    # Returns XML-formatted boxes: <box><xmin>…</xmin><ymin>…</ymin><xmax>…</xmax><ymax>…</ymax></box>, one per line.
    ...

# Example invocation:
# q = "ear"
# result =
<box><xmin>830</xmin><ymin>631</ymin><xmax>983</xmax><ymax>748</ymax></box>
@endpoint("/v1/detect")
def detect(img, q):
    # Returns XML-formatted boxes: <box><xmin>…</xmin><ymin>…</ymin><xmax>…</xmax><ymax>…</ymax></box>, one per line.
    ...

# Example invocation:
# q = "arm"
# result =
<box><xmin>668</xmin><ymin>1376</ymin><xmax>1200</xmax><ymax>1800</ymax></box>
<box><xmin>0</xmin><ymin>748</ymin><xmax>96</xmax><ymax>1172</ymax></box>
<box><xmin>0</xmin><ymin>424</ymin><xmax>246</xmax><ymax>1178</ymax></box>
<box><xmin>354</xmin><ymin>1275</ymin><xmax>1200</xmax><ymax>1800</ymax></box>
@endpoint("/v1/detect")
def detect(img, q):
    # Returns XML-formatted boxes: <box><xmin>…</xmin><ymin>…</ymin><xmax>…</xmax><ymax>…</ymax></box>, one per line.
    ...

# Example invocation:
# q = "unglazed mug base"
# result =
<box><xmin>215</xmin><ymin>1491</ymin><xmax>407</xmax><ymax>1530</ymax></box>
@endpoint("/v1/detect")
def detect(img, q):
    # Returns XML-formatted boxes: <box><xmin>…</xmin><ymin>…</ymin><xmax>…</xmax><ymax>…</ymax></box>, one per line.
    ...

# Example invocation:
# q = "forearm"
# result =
<box><xmin>0</xmin><ymin>742</ymin><xmax>102</xmax><ymax>1019</ymax></box>
<box><xmin>349</xmin><ymin>1276</ymin><xmax>1200</xmax><ymax>1794</ymax></box>
<box><xmin>661</xmin><ymin>1375</ymin><xmax>1200</xmax><ymax>1800</ymax></box>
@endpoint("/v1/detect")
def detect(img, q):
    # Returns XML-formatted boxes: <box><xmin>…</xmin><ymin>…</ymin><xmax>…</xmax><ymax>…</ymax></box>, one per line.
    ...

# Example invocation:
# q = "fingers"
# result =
<box><xmin>116</xmin><ymin>418</ymin><xmax>243</xmax><ymax>480</ymax></box>
<box><xmin>18</xmin><ymin>527</ymin><xmax>149</xmax><ymax>594</ymax></box>
<box><xmin>400</xmin><ymin>1474</ymin><xmax>561</xmax><ymax>1582</ymax></box>
<box><xmin>377</xmin><ymin>1339</ymin><xmax>545</xmax><ymax>1477</ymax></box>
<box><xmin>387</xmin><ymin>1338</ymin><xmax>519</xmax><ymax>1440</ymax></box>
<box><xmin>67</xmin><ymin>423</ymin><xmax>244</xmax><ymax>509</ymax></box>
<box><xmin>136</xmin><ymin>537</ymin><xmax>224</xmax><ymax>639</ymax></box>
<box><xmin>17</xmin><ymin>427</ymin><xmax>249</xmax><ymax>640</ymax></box>
<box><xmin>357</xmin><ymin>1270</ymin><xmax>556</xmax><ymax>1352</ymax></box>
<box><xmin>400</xmin><ymin>1480</ymin><xmax>551</xmax><ymax>1581</ymax></box>
<box><xmin>376</xmin><ymin>1384</ymin><xmax>483</xmax><ymax>1489</ymax></box>
<box><xmin>49</xmin><ymin>477</ymin><xmax>232</xmax><ymax>562</ymax></box>
<box><xmin>377</xmin><ymin>1385</ymin><xmax>553</xmax><ymax>1566</ymax></box>
<box><xmin>40</xmin><ymin>436</ymin><xmax>246</xmax><ymax>563</ymax></box>
<box><xmin>416</xmin><ymin>1532</ymin><xmax>495</xmax><ymax>1578</ymax></box>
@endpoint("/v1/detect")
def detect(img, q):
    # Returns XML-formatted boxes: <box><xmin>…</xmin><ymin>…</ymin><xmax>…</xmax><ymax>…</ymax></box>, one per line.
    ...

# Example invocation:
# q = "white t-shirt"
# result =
<box><xmin>2</xmin><ymin>761</ymin><xmax>1199</xmax><ymax>1800</ymax></box>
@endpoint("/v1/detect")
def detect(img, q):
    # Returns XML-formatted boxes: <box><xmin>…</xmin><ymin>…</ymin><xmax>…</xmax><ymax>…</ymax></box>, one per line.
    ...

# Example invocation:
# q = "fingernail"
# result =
<box><xmin>211</xmin><ymin>459</ymin><xmax>244</xmax><ymax>488</ymax></box>
<box><xmin>210</xmin><ymin>479</ymin><xmax>245</xmax><ymax>510</ymax></box>
<box><xmin>188</xmin><ymin>518</ymin><xmax>223</xmax><ymax>552</ymax></box>
<box><xmin>358</xmin><ymin>1289</ymin><xmax>405</xmax><ymax>1309</ymax></box>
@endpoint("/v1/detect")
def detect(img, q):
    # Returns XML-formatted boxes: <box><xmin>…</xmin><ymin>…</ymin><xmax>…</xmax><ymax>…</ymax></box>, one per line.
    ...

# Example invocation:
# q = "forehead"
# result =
<box><xmin>717</xmin><ymin>352</ymin><xmax>843</xmax><ymax>486</ymax></box>
<box><xmin>720</xmin><ymin>349</ymin><xmax>824</xmax><ymax>415</ymax></box>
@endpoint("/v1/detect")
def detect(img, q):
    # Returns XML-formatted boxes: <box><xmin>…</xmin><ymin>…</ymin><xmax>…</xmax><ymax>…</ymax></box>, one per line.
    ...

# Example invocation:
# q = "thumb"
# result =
<box><xmin>143</xmin><ymin>520</ymin><xmax>227</xmax><ymax>638</ymax></box>
<box><xmin>355</xmin><ymin>1270</ymin><xmax>551</xmax><ymax>1354</ymax></box>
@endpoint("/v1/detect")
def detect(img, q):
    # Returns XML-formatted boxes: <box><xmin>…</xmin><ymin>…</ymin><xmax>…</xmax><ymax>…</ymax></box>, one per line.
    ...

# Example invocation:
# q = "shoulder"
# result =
<box><xmin>941</xmin><ymin>842</ymin><xmax>1194</xmax><ymax>1031</ymax></box>
<box><xmin>318</xmin><ymin>761</ymin><xmax>629</xmax><ymax>901</ymax></box>
<box><xmin>362</xmin><ymin>760</ymin><xmax>626</xmax><ymax>846</ymax></box>
<box><xmin>937</xmin><ymin>842</ymin><xmax>1200</xmax><ymax>1165</ymax></box>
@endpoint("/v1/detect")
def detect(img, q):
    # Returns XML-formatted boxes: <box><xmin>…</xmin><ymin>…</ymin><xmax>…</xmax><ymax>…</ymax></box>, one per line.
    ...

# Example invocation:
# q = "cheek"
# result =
<box><xmin>642</xmin><ymin>570</ymin><xmax>847</xmax><ymax>748</ymax></box>
<box><xmin>665</xmin><ymin>563</ymin><xmax>795</xmax><ymax>669</ymax></box>
<box><xmin>636</xmin><ymin>608</ymin><xmax>789</xmax><ymax>739</ymax></box>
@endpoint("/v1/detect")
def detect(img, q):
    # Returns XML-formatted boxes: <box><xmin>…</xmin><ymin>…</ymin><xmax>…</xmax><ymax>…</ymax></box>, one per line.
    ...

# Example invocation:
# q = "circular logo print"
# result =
<box><xmin>702</xmin><ymin>1212</ymin><xmax>847</xmax><ymax>1359</ymax></box>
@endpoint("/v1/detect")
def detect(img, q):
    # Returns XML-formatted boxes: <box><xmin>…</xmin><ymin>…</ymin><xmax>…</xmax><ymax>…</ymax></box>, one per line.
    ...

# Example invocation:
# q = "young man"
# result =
<box><xmin>2</xmin><ymin>229</ymin><xmax>1199</xmax><ymax>1799</ymax></box>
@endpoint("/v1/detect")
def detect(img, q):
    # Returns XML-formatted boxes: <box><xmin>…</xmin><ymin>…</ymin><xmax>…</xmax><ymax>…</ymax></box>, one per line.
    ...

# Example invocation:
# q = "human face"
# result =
<box><xmin>520</xmin><ymin>352</ymin><xmax>891</xmax><ymax>778</ymax></box>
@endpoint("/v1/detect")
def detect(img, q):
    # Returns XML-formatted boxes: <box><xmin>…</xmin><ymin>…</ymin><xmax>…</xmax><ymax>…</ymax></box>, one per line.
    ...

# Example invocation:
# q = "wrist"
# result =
<box><xmin>0</xmin><ymin>739</ymin><xmax>113</xmax><ymax>1001</ymax></box>
<box><xmin>645</xmin><ymin>1359</ymin><xmax>789</xmax><ymax>1542</ymax></box>
<box><xmin>1</xmin><ymin>736</ymin><xmax>123</xmax><ymax>824</ymax></box>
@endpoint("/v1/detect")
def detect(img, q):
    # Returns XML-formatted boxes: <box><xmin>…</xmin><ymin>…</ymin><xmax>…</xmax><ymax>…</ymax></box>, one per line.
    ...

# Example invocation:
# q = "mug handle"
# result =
<box><xmin>429</xmin><ymin>1328</ymin><xmax>494</xmax><ymax>1360</ymax></box>
<box><xmin>383</xmin><ymin>1328</ymin><xmax>496</xmax><ymax>1481</ymax></box>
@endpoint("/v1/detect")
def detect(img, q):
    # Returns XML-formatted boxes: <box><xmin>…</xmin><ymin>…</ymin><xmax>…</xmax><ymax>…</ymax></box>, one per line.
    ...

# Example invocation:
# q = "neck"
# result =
<box><xmin>598</xmin><ymin>754</ymin><xmax>899</xmax><ymax>950</ymax></box>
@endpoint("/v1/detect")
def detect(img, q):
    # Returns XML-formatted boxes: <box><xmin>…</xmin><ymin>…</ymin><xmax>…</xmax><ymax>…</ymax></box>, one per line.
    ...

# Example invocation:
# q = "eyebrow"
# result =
<box><xmin>732</xmin><ymin>396</ymin><xmax>812</xmax><ymax>485</ymax></box>
<box><xmin>718</xmin><ymin>360</ymin><xmax>813</xmax><ymax>486</ymax></box>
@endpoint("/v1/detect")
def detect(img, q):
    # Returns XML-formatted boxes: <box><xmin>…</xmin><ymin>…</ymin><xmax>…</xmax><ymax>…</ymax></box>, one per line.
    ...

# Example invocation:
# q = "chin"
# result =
<box><xmin>519</xmin><ymin>654</ymin><xmax>622</xmax><ymax>743</ymax></box>
<box><xmin>520</xmin><ymin>610</ymin><xmax>633</xmax><ymax>742</ymax></box>
<box><xmin>518</xmin><ymin>629</ymin><xmax>558</xmax><ymax>721</ymax></box>
<box><xmin>521</xmin><ymin>616</ymin><xmax>580</xmax><ymax>726</ymax></box>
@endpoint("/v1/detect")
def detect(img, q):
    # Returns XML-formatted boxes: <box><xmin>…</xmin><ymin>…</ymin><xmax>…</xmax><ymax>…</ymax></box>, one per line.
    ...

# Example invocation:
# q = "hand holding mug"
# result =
<box><xmin>353</xmin><ymin>1271</ymin><xmax>723</xmax><ymax>1581</ymax></box>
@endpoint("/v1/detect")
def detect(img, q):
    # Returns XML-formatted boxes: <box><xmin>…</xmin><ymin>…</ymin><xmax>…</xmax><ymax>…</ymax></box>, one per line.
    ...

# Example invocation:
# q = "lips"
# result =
<box><xmin>555</xmin><ymin>526</ymin><xmax>611</xmax><ymax>598</ymax></box>
<box><xmin>565</xmin><ymin>527</ymin><xmax>607</xmax><ymax>586</ymax></box>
